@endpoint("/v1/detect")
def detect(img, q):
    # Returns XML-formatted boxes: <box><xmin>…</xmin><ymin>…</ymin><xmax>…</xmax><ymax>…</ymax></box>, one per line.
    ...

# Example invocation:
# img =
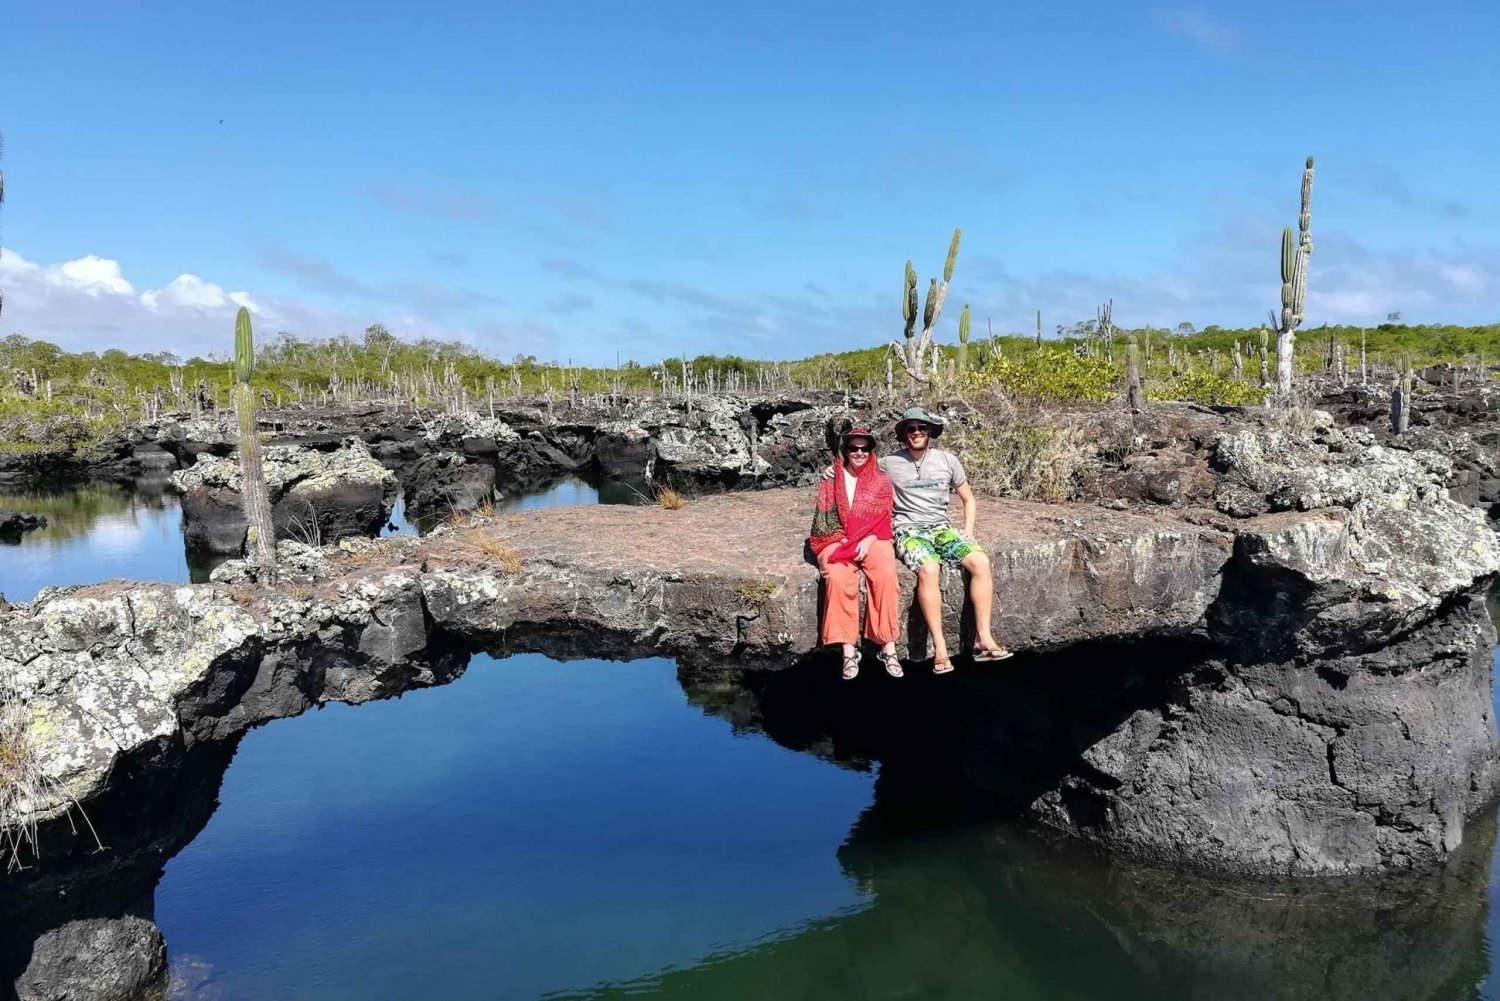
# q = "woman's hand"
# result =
<box><xmin>854</xmin><ymin>536</ymin><xmax>874</xmax><ymax>561</ymax></box>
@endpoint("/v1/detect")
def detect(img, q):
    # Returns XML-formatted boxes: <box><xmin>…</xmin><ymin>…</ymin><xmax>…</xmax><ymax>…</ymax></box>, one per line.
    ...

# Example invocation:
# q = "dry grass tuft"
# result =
<box><xmin>443</xmin><ymin>497</ymin><xmax>497</xmax><ymax>530</ymax></box>
<box><xmin>657</xmin><ymin>486</ymin><xmax>684</xmax><ymax>510</ymax></box>
<box><xmin>945</xmin><ymin>398</ymin><xmax>1099</xmax><ymax>503</ymax></box>
<box><xmin>475</xmin><ymin>535</ymin><xmax>522</xmax><ymax>574</ymax></box>
<box><xmin>0</xmin><ymin>689</ymin><xmax>103</xmax><ymax>872</ymax></box>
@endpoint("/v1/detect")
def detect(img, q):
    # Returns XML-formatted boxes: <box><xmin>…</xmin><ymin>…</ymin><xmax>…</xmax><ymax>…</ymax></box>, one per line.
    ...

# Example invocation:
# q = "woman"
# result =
<box><xmin>808</xmin><ymin>426</ymin><xmax>903</xmax><ymax>680</ymax></box>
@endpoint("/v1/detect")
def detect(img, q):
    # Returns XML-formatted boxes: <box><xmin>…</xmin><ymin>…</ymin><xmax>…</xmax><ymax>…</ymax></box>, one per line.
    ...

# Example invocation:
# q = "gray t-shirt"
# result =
<box><xmin>879</xmin><ymin>447</ymin><xmax>967</xmax><ymax>530</ymax></box>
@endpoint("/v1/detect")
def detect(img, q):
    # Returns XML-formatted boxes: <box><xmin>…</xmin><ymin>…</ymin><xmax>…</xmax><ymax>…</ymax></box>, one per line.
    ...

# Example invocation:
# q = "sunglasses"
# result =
<box><xmin>844</xmin><ymin>443</ymin><xmax>873</xmax><ymax>454</ymax></box>
<box><xmin>903</xmin><ymin>424</ymin><xmax>930</xmax><ymax>435</ymax></box>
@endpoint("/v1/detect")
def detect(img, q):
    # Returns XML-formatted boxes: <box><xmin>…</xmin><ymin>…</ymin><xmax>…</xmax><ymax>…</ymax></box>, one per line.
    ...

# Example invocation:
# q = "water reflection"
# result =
<box><xmin>0</xmin><ymin>478</ymin><xmax>224</xmax><ymax>602</ymax></box>
<box><xmin>0</xmin><ymin>473</ymin><xmax>638</xmax><ymax>602</ymax></box>
<box><xmin>567</xmin><ymin>805</ymin><xmax>1493</xmax><ymax>1001</ymax></box>
<box><xmin>3</xmin><ymin>653</ymin><xmax>1495</xmax><ymax>1001</ymax></box>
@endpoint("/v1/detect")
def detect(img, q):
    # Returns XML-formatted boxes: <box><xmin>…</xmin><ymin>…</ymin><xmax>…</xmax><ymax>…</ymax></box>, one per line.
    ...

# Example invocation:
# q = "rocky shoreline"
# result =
<box><xmin>3</xmin><ymin>406</ymin><xmax>1498</xmax><ymax>880</ymax></box>
<box><xmin>4</xmin><ymin>395</ymin><xmax>1500</xmax><ymax>999</ymax></box>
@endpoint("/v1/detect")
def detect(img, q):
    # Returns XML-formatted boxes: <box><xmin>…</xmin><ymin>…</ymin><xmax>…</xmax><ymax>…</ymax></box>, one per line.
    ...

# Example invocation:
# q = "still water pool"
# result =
<box><xmin>0</xmin><ymin>475</ymin><xmax>601</xmax><ymax>603</ymax></box>
<box><xmin>5</xmin><ymin>478</ymin><xmax>1500</xmax><ymax>1000</ymax></box>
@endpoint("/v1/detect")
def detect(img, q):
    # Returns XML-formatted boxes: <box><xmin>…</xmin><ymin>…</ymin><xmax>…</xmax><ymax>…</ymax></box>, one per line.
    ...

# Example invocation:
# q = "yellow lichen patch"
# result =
<box><xmin>736</xmin><ymin>579</ymin><xmax>779</xmax><ymax>605</ymax></box>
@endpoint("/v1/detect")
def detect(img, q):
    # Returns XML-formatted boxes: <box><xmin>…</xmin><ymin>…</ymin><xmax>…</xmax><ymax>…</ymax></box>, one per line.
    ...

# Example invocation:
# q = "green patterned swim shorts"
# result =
<box><xmin>895</xmin><ymin>525</ymin><xmax>983</xmax><ymax>571</ymax></box>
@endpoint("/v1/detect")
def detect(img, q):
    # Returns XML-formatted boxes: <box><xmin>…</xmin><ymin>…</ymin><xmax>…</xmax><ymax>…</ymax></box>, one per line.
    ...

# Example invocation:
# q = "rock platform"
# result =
<box><xmin>4</xmin><ymin>412</ymin><xmax>1500</xmax><ymax>882</ymax></box>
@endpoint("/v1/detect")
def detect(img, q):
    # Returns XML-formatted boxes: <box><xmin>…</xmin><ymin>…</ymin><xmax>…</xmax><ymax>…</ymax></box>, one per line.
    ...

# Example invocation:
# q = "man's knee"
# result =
<box><xmin>916</xmin><ymin>561</ymin><xmax>941</xmax><ymax>586</ymax></box>
<box><xmin>963</xmin><ymin>550</ymin><xmax>991</xmax><ymax>574</ymax></box>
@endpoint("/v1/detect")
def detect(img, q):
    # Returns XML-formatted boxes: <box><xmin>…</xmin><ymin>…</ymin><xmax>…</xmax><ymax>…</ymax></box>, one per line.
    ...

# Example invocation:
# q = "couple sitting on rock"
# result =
<box><xmin>808</xmin><ymin>407</ymin><xmax>1012</xmax><ymax>680</ymax></box>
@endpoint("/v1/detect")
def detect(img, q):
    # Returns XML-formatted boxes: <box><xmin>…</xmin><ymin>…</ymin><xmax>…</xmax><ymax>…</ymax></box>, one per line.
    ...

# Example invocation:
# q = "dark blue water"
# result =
<box><xmin>156</xmin><ymin>655</ymin><xmax>872</xmax><ymax>999</ymax></box>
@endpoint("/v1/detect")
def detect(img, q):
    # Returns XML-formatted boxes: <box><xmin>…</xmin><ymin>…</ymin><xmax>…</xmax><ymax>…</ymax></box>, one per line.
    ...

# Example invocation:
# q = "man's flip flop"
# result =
<box><xmin>972</xmin><ymin>647</ymin><xmax>1014</xmax><ymax>663</ymax></box>
<box><xmin>932</xmin><ymin>659</ymin><xmax>955</xmax><ymax>675</ymax></box>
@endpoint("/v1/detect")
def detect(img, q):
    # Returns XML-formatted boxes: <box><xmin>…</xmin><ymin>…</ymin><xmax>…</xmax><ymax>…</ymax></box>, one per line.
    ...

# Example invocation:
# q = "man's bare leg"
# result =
<box><xmin>961</xmin><ymin>550</ymin><xmax>1007</xmax><ymax>655</ymax></box>
<box><xmin>916</xmin><ymin>561</ymin><xmax>952</xmax><ymax>670</ymax></box>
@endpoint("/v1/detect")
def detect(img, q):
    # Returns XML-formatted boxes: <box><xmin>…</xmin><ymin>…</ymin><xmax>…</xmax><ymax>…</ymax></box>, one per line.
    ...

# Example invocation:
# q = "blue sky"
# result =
<box><xmin>2</xmin><ymin>1</ymin><xmax>1497</xmax><ymax>363</ymax></box>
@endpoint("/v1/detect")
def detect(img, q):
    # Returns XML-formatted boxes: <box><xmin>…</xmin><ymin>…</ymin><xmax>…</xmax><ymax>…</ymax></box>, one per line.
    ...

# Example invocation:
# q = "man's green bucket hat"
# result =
<box><xmin>893</xmin><ymin>406</ymin><xmax>944</xmax><ymax>439</ymax></box>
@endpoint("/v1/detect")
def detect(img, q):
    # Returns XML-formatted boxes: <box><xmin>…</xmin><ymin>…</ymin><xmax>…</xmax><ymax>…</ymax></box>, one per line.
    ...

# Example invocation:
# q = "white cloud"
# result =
<box><xmin>52</xmin><ymin>255</ymin><xmax>136</xmax><ymax>295</ymax></box>
<box><xmin>960</xmin><ymin>223</ymin><xmax>1500</xmax><ymax>335</ymax></box>
<box><xmin>0</xmin><ymin>248</ymin><xmax>521</xmax><ymax>358</ymax></box>
<box><xmin>1155</xmin><ymin>7</ymin><xmax>1239</xmax><ymax>51</ymax></box>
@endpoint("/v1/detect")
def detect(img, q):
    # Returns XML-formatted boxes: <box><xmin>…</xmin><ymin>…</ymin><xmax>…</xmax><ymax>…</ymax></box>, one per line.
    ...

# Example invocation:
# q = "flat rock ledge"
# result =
<box><xmin>4</xmin><ymin>429</ymin><xmax>1500</xmax><ymax>877</ymax></box>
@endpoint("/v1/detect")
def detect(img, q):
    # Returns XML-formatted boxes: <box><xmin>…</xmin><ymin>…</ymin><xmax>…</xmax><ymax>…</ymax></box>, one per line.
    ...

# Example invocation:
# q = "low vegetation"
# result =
<box><xmin>944</xmin><ymin>393</ymin><xmax>1098</xmax><ymax>503</ymax></box>
<box><xmin>656</xmin><ymin>486</ymin><xmax>684</xmax><ymax>510</ymax></box>
<box><xmin>474</xmin><ymin>536</ymin><xmax>522</xmax><ymax>574</ymax></box>
<box><xmin>1</xmin><ymin>319</ymin><xmax>1496</xmax><ymax>461</ymax></box>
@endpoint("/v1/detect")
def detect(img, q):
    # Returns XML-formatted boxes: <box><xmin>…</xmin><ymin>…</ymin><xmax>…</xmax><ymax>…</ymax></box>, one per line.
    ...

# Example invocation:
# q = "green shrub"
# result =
<box><xmin>964</xmin><ymin>347</ymin><xmax>1114</xmax><ymax>404</ymax></box>
<box><xmin>1147</xmin><ymin>370</ymin><xmax>1265</xmax><ymax>406</ymax></box>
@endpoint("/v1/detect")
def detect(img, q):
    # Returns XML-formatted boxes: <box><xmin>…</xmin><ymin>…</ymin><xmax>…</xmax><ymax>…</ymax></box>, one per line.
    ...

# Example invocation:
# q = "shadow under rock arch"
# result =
<box><xmin>565</xmin><ymin>713</ymin><xmax>1496</xmax><ymax>1001</ymax></box>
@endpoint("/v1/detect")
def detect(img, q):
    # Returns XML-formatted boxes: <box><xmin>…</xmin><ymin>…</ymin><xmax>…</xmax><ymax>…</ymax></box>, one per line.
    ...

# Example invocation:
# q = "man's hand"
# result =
<box><xmin>854</xmin><ymin>536</ymin><xmax>873</xmax><ymax>561</ymax></box>
<box><xmin>821</xmin><ymin>463</ymin><xmax>836</xmax><ymax>481</ymax></box>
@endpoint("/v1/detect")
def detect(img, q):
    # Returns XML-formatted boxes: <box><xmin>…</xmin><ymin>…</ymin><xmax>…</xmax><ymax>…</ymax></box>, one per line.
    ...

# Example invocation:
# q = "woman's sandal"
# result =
<box><xmin>841</xmin><ymin>650</ymin><xmax>861</xmax><ymax>680</ymax></box>
<box><xmin>971</xmin><ymin>645</ymin><xmax>1014</xmax><ymax>663</ymax></box>
<box><xmin>882</xmin><ymin>651</ymin><xmax>904</xmax><ymax>678</ymax></box>
<box><xmin>932</xmin><ymin>658</ymin><xmax>955</xmax><ymax>675</ymax></box>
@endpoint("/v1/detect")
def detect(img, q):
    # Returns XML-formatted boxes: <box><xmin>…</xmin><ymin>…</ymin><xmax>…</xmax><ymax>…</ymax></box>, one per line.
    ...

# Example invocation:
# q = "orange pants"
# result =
<box><xmin>818</xmin><ymin>541</ymin><xmax>901</xmax><ymax>647</ymax></box>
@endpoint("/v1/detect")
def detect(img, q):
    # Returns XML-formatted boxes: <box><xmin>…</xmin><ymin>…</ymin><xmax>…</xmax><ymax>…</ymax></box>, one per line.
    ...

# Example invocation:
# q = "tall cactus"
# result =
<box><xmin>957</xmin><ymin>304</ymin><xmax>971</xmax><ymax>374</ymax></box>
<box><xmin>1035</xmin><ymin>309</ymin><xmax>1042</xmax><ymax>350</ymax></box>
<box><xmin>234</xmin><ymin>307</ymin><xmax>278</xmax><ymax>582</ymax></box>
<box><xmin>888</xmin><ymin>228</ymin><xmax>961</xmax><ymax>392</ymax></box>
<box><xmin>1391</xmin><ymin>354</ymin><xmax>1412</xmax><ymax>435</ymax></box>
<box><xmin>1272</xmin><ymin>157</ymin><xmax>1315</xmax><ymax>404</ymax></box>
<box><xmin>1125</xmin><ymin>334</ymin><xmax>1145</xmax><ymax>411</ymax></box>
<box><xmin>1257</xmin><ymin>328</ymin><xmax>1270</xmax><ymax>386</ymax></box>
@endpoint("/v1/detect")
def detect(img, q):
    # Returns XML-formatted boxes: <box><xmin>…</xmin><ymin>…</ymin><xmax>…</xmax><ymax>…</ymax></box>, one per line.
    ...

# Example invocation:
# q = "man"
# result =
<box><xmin>830</xmin><ymin>406</ymin><xmax>1011</xmax><ymax>673</ymax></box>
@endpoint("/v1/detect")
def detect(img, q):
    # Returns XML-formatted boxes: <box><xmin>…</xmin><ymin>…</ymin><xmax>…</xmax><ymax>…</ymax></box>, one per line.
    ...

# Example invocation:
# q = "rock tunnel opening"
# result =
<box><xmin>676</xmin><ymin>636</ymin><xmax>1222</xmax><ymax>834</ymax></box>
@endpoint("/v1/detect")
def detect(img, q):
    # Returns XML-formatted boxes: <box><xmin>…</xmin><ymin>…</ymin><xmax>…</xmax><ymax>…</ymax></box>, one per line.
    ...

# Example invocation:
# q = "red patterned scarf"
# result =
<box><xmin>809</xmin><ymin>459</ymin><xmax>894</xmax><ymax>559</ymax></box>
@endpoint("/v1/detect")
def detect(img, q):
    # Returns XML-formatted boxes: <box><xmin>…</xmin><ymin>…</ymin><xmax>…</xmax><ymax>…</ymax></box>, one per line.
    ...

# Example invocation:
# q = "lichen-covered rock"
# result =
<box><xmin>170</xmin><ymin>438</ymin><xmax>398</xmax><ymax>553</ymax></box>
<box><xmin>752</xmin><ymin>406</ymin><xmax>847</xmax><ymax>488</ymax></box>
<box><xmin>2</xmin><ymin>417</ymin><xmax>1497</xmax><ymax>879</ymax></box>
<box><xmin>596</xmin><ymin>397</ymin><xmax>766</xmax><ymax>486</ymax></box>
<box><xmin>209</xmin><ymin>539</ymin><xmax>331</xmax><ymax>583</ymax></box>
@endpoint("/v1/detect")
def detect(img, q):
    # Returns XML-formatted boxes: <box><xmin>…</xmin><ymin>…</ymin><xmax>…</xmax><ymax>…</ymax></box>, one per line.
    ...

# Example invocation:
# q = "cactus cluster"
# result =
<box><xmin>889</xmin><ymin>228</ymin><xmax>961</xmax><ymax>392</ymax></box>
<box><xmin>234</xmin><ymin>307</ymin><xmax>278</xmax><ymax>581</ymax></box>
<box><xmin>1273</xmin><ymin>156</ymin><xmax>1315</xmax><ymax>403</ymax></box>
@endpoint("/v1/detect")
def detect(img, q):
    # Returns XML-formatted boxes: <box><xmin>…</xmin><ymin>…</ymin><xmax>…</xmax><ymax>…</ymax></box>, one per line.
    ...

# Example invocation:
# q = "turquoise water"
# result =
<box><xmin>5</xmin><ymin>479</ymin><xmax>1500</xmax><ymax>1000</ymax></box>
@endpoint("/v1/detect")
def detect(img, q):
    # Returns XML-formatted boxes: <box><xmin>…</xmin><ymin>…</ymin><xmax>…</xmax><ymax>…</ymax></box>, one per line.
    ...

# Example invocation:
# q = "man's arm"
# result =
<box><xmin>955</xmin><ymin>481</ymin><xmax>977</xmax><ymax>537</ymax></box>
